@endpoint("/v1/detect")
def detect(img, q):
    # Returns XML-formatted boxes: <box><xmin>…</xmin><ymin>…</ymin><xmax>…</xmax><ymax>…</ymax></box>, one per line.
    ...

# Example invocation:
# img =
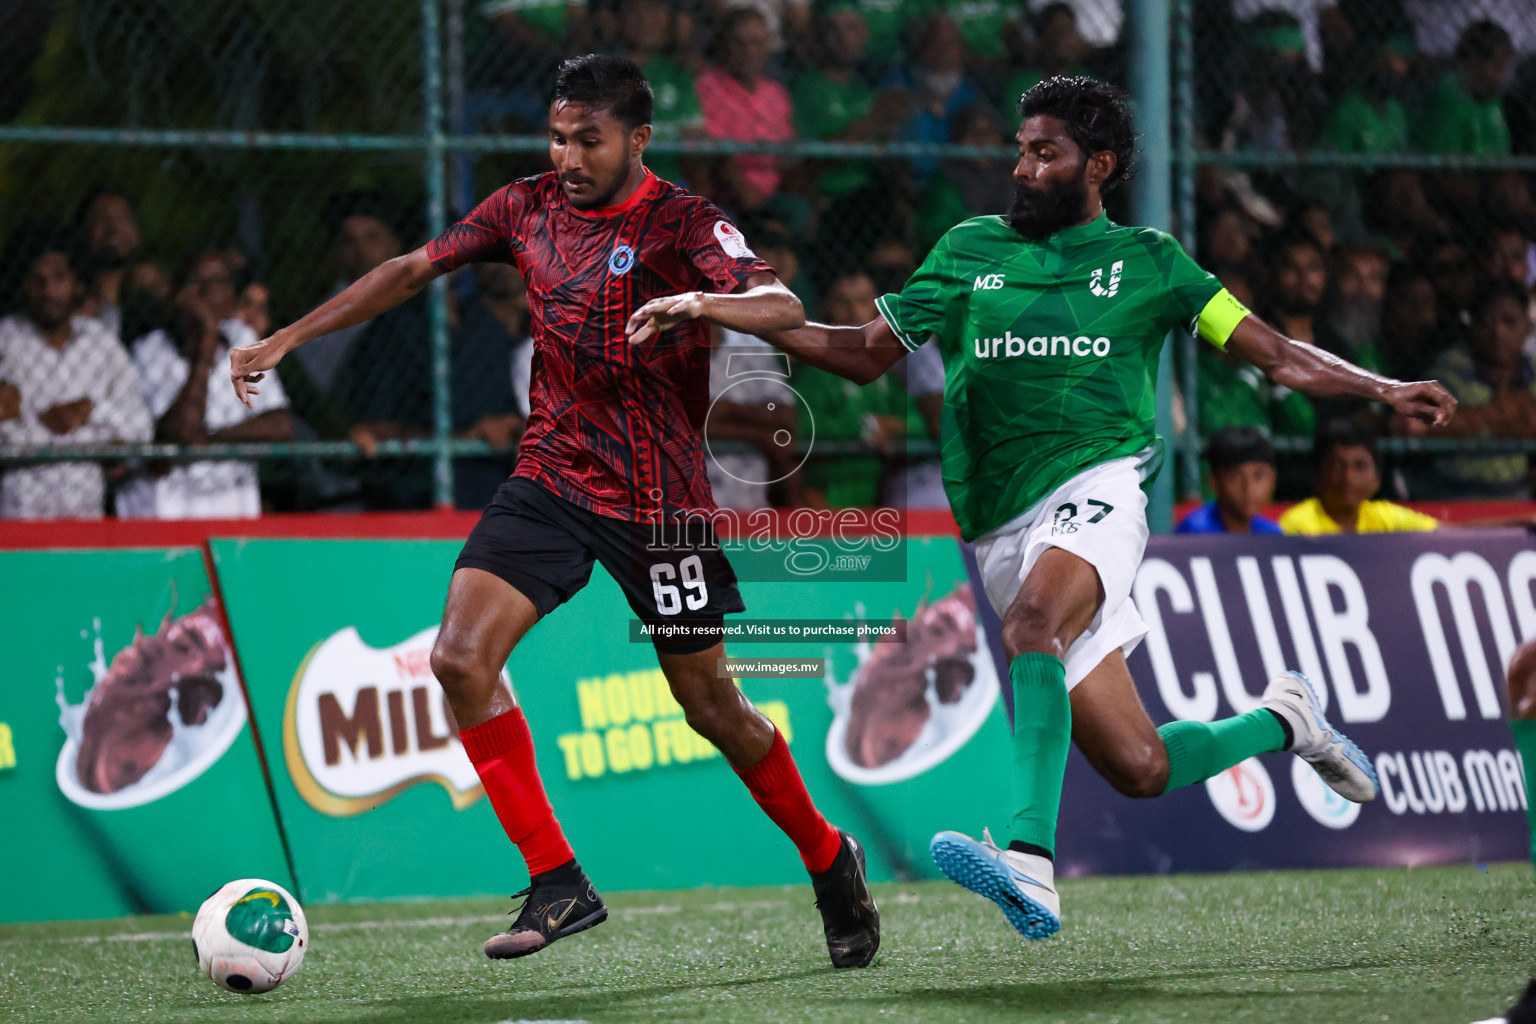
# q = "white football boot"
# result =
<box><xmin>930</xmin><ymin>827</ymin><xmax>1060</xmax><ymax>939</ymax></box>
<box><xmin>1262</xmin><ymin>671</ymin><xmax>1379</xmax><ymax>803</ymax></box>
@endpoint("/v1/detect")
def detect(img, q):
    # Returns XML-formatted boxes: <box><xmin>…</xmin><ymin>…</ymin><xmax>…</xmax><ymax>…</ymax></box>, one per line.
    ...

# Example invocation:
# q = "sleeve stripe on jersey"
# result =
<box><xmin>874</xmin><ymin>295</ymin><xmax>922</xmax><ymax>352</ymax></box>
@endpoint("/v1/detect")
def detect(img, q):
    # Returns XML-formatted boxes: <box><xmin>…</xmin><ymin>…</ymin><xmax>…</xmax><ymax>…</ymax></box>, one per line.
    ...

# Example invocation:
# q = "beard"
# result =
<box><xmin>1006</xmin><ymin>170</ymin><xmax>1090</xmax><ymax>241</ymax></box>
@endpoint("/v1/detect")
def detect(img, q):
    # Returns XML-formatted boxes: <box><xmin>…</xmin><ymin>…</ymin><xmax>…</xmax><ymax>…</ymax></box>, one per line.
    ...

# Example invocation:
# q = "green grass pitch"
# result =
<box><xmin>3</xmin><ymin>865</ymin><xmax>1533</xmax><ymax>1024</ymax></box>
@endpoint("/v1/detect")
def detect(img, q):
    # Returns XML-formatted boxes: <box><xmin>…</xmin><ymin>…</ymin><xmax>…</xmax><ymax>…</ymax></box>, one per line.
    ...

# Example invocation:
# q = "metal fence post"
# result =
<box><xmin>420</xmin><ymin>0</ymin><xmax>454</xmax><ymax>509</ymax></box>
<box><xmin>1128</xmin><ymin>0</ymin><xmax>1174</xmax><ymax>532</ymax></box>
<box><xmin>1174</xmin><ymin>0</ymin><xmax>1200</xmax><ymax>501</ymax></box>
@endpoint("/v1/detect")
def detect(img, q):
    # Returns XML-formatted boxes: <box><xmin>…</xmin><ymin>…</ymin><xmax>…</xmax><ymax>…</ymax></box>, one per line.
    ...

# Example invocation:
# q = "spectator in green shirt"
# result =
<box><xmin>616</xmin><ymin>0</ymin><xmax>704</xmax><ymax>184</ymax></box>
<box><xmin>790</xmin><ymin>3</ymin><xmax>908</xmax><ymax>203</ymax></box>
<box><xmin>1413</xmin><ymin>281</ymin><xmax>1536</xmax><ymax>498</ymax></box>
<box><xmin>998</xmin><ymin>3</ymin><xmax>1094</xmax><ymax>116</ymax></box>
<box><xmin>1196</xmin><ymin>271</ymin><xmax>1315</xmax><ymax>441</ymax></box>
<box><xmin>1197</xmin><ymin>348</ymin><xmax>1317</xmax><ymax>441</ymax></box>
<box><xmin>792</xmin><ymin>4</ymin><xmax>915</xmax><ymax>283</ymax></box>
<box><xmin>480</xmin><ymin>0</ymin><xmax>591</xmax><ymax>87</ymax></box>
<box><xmin>1316</xmin><ymin>35</ymin><xmax>1413</xmax><ymax>154</ymax></box>
<box><xmin>1416</xmin><ymin>20</ymin><xmax>1514</xmax><ymax>157</ymax></box>
<box><xmin>925</xmin><ymin>0</ymin><xmax>1017</xmax><ymax>65</ymax></box>
<box><xmin>802</xmin><ymin>0</ymin><xmax>904</xmax><ymax>72</ymax></box>
<box><xmin>914</xmin><ymin>102</ymin><xmax>1011</xmax><ymax>252</ymax></box>
<box><xmin>793</xmin><ymin>270</ymin><xmax>908</xmax><ymax>509</ymax></box>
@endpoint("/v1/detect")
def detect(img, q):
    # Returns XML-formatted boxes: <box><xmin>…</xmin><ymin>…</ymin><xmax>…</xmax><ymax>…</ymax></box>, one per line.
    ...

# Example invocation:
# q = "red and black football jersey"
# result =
<box><xmin>425</xmin><ymin>170</ymin><xmax>773</xmax><ymax>522</ymax></box>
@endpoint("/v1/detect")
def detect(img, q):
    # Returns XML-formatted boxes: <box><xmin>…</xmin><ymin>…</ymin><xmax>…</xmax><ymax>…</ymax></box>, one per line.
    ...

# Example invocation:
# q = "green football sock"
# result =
<box><xmin>1510</xmin><ymin>719</ymin><xmax>1536</xmax><ymax>875</ymax></box>
<box><xmin>1157</xmin><ymin>710</ymin><xmax>1287</xmax><ymax>793</ymax></box>
<box><xmin>1008</xmin><ymin>653</ymin><xmax>1072</xmax><ymax>856</ymax></box>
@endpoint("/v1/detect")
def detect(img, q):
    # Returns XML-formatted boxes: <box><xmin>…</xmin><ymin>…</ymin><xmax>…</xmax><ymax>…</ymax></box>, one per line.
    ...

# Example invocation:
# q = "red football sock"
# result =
<box><xmin>734</xmin><ymin>729</ymin><xmax>843</xmax><ymax>874</ymax></box>
<box><xmin>459</xmin><ymin>708</ymin><xmax>574</xmax><ymax>877</ymax></box>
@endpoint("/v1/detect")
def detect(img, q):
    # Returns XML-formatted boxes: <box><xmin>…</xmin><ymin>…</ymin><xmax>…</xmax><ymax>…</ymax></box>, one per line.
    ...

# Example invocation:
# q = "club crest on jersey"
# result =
<box><xmin>1089</xmin><ymin>260</ymin><xmax>1123</xmax><ymax>297</ymax></box>
<box><xmin>608</xmin><ymin>244</ymin><xmax>636</xmax><ymax>276</ymax></box>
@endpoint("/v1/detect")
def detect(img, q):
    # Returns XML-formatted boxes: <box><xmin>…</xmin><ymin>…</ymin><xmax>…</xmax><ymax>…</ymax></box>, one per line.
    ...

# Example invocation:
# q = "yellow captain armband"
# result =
<box><xmin>1194</xmin><ymin>288</ymin><xmax>1252</xmax><ymax>350</ymax></box>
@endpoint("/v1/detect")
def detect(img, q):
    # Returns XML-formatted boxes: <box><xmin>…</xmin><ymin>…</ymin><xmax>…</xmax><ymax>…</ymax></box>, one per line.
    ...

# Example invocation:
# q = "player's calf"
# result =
<box><xmin>1089</xmin><ymin>740</ymin><xmax>1168</xmax><ymax>800</ymax></box>
<box><xmin>657</xmin><ymin>643</ymin><xmax>775</xmax><ymax>767</ymax></box>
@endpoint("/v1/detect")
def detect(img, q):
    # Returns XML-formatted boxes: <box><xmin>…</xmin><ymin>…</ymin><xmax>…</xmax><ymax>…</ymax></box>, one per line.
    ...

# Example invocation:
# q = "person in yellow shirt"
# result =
<box><xmin>1280</xmin><ymin>420</ymin><xmax>1439</xmax><ymax>535</ymax></box>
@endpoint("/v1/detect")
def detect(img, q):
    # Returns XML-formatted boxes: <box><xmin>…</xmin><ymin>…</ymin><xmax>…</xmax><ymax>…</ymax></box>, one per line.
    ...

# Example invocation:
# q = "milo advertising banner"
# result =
<box><xmin>0</xmin><ymin>548</ymin><xmax>292</xmax><ymax>923</ymax></box>
<box><xmin>993</xmin><ymin>530</ymin><xmax>1536</xmax><ymax>877</ymax></box>
<box><xmin>211</xmin><ymin>536</ymin><xmax>1010</xmax><ymax>903</ymax></box>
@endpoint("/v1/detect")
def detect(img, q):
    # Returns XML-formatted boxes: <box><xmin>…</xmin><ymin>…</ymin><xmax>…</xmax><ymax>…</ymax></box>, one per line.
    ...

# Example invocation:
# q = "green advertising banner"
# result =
<box><xmin>211</xmin><ymin>536</ymin><xmax>1010</xmax><ymax>904</ymax></box>
<box><xmin>0</xmin><ymin>548</ymin><xmax>293</xmax><ymax>924</ymax></box>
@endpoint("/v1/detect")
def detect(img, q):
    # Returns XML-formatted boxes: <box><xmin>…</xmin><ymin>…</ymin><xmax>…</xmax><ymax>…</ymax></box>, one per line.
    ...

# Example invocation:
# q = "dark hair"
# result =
<box><xmin>1032</xmin><ymin>2</ymin><xmax>1077</xmax><ymax>34</ymax></box>
<box><xmin>1267</xmin><ymin>225</ymin><xmax>1325</xmax><ymax>265</ymax></box>
<box><xmin>0</xmin><ymin>222</ymin><xmax>81</xmax><ymax>311</ymax></box>
<box><xmin>1017</xmin><ymin>76</ymin><xmax>1137</xmax><ymax>193</ymax></box>
<box><xmin>949</xmin><ymin>101</ymin><xmax>1003</xmax><ymax>144</ymax></box>
<box><xmin>1203</xmin><ymin>425</ymin><xmax>1275</xmax><ymax>472</ymax></box>
<box><xmin>1471</xmin><ymin>277</ymin><xmax>1531</xmax><ymax>320</ymax></box>
<box><xmin>71</xmin><ymin>185</ymin><xmax>132</xmax><ymax>227</ymax></box>
<box><xmin>1312</xmin><ymin>417</ymin><xmax>1379</xmax><ymax>472</ymax></box>
<box><xmin>323</xmin><ymin>189</ymin><xmax>408</xmax><ymax>241</ymax></box>
<box><xmin>1456</xmin><ymin>19</ymin><xmax>1513</xmax><ymax>63</ymax></box>
<box><xmin>553</xmin><ymin>53</ymin><xmax>652</xmax><ymax>130</ymax></box>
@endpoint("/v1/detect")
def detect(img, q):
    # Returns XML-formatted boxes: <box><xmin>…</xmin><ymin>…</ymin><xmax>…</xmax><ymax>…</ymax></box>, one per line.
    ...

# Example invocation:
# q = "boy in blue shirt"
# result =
<box><xmin>1177</xmin><ymin>426</ymin><xmax>1283</xmax><ymax>535</ymax></box>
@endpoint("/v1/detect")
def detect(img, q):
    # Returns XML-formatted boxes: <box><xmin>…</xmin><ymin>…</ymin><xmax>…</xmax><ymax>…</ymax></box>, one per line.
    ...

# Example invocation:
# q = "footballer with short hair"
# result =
<box><xmin>231</xmin><ymin>54</ymin><xmax>879</xmax><ymax>968</ymax></box>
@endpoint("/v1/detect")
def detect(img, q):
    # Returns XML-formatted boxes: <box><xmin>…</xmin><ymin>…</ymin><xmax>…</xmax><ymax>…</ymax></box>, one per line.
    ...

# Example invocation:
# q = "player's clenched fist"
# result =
<box><xmin>625</xmin><ymin>291</ymin><xmax>705</xmax><ymax>345</ymax></box>
<box><xmin>229</xmin><ymin>334</ymin><xmax>287</xmax><ymax>409</ymax></box>
<box><xmin>1384</xmin><ymin>379</ymin><xmax>1457</xmax><ymax>428</ymax></box>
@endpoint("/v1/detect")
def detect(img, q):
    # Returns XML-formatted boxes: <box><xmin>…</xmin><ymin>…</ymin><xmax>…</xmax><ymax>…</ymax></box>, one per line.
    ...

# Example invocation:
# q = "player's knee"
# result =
<box><xmin>1102</xmin><ymin>744</ymin><xmax>1168</xmax><ymax>799</ymax></box>
<box><xmin>1000</xmin><ymin>599</ymin><xmax>1064</xmax><ymax>661</ymax></box>
<box><xmin>429</xmin><ymin>636</ymin><xmax>482</xmax><ymax>698</ymax></box>
<box><xmin>680</xmin><ymin>687</ymin><xmax>747</xmax><ymax>744</ymax></box>
<box><xmin>1509</xmin><ymin>639</ymin><xmax>1536</xmax><ymax>719</ymax></box>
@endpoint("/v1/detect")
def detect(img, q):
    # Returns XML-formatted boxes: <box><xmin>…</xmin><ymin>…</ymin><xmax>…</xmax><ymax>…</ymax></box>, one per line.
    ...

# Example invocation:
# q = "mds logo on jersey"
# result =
<box><xmin>973</xmin><ymin>273</ymin><xmax>1005</xmax><ymax>291</ymax></box>
<box><xmin>973</xmin><ymin>331</ymin><xmax>1113</xmax><ymax>359</ymax></box>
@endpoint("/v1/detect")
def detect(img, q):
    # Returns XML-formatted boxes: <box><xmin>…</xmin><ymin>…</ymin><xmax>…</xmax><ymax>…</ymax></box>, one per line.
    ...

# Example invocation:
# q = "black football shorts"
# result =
<box><xmin>455</xmin><ymin>477</ymin><xmax>745</xmax><ymax>654</ymax></box>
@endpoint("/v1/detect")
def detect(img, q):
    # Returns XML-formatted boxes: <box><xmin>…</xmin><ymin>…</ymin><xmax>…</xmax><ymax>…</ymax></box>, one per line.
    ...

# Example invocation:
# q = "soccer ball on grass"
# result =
<box><xmin>192</xmin><ymin>879</ymin><xmax>308</xmax><ymax>994</ymax></box>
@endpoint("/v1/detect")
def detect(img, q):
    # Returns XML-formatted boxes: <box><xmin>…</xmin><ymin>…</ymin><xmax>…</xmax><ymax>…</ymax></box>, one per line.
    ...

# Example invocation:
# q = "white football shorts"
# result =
<box><xmin>973</xmin><ymin>455</ymin><xmax>1150</xmax><ymax>690</ymax></box>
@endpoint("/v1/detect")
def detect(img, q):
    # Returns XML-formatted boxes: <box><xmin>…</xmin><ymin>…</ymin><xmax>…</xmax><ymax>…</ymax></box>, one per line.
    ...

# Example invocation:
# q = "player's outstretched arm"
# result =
<box><xmin>1225</xmin><ymin>314</ymin><xmax>1457</xmax><ymax>427</ymax></box>
<box><xmin>757</xmin><ymin>316</ymin><xmax>908</xmax><ymax>385</ymax></box>
<box><xmin>625</xmin><ymin>272</ymin><xmax>804</xmax><ymax>346</ymax></box>
<box><xmin>229</xmin><ymin>247</ymin><xmax>444</xmax><ymax>408</ymax></box>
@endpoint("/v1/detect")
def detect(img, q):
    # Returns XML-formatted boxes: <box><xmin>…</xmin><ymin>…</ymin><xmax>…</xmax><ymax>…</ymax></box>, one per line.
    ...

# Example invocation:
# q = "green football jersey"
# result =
<box><xmin>875</xmin><ymin>212</ymin><xmax>1226</xmax><ymax>540</ymax></box>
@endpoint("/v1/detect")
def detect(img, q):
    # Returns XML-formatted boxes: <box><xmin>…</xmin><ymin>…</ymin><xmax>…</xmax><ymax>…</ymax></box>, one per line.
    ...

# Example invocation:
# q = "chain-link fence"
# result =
<box><xmin>1178</xmin><ymin>0</ymin><xmax>1536</xmax><ymax>505</ymax></box>
<box><xmin>2</xmin><ymin>0</ymin><xmax>1534</xmax><ymax>521</ymax></box>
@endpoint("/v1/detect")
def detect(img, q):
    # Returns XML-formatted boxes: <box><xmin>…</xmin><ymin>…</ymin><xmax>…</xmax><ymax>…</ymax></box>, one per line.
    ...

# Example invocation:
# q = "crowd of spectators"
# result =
<box><xmin>5</xmin><ymin>0</ymin><xmax>1536</xmax><ymax>520</ymax></box>
<box><xmin>1191</xmin><ymin>5</ymin><xmax>1536</xmax><ymax>502</ymax></box>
